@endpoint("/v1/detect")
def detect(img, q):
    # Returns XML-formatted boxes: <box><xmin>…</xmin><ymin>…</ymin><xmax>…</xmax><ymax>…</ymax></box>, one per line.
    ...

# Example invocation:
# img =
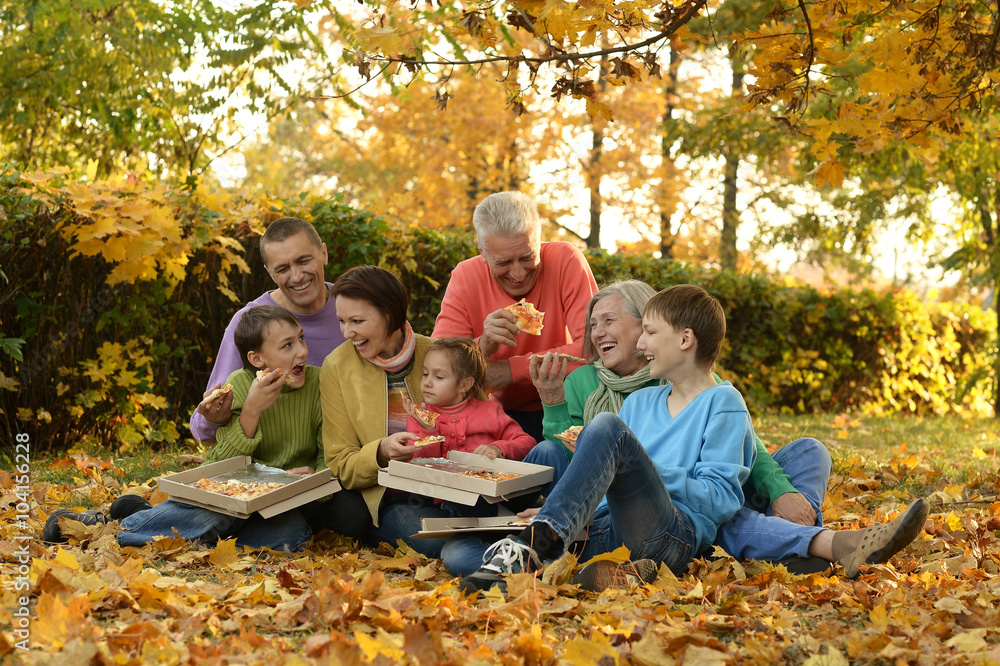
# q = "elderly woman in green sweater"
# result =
<box><xmin>441</xmin><ymin>280</ymin><xmax>840</xmax><ymax>576</ymax></box>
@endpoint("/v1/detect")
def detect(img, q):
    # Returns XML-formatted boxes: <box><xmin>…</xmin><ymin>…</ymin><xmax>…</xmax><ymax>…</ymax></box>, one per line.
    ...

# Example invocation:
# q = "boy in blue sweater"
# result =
<box><xmin>461</xmin><ymin>284</ymin><xmax>757</xmax><ymax>593</ymax></box>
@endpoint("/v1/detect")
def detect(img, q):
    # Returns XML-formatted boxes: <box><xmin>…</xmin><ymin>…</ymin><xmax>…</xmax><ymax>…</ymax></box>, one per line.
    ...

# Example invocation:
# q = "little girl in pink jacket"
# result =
<box><xmin>403</xmin><ymin>338</ymin><xmax>535</xmax><ymax>460</ymax></box>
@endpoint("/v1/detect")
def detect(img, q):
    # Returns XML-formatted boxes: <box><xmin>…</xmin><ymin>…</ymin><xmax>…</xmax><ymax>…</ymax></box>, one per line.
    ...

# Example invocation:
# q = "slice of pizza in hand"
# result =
<box><xmin>411</xmin><ymin>435</ymin><xmax>446</xmax><ymax>448</ymax></box>
<box><xmin>411</xmin><ymin>403</ymin><xmax>439</xmax><ymax>430</ymax></box>
<box><xmin>555</xmin><ymin>425</ymin><xmax>583</xmax><ymax>445</ymax></box>
<box><xmin>505</xmin><ymin>299</ymin><xmax>545</xmax><ymax>335</ymax></box>
<box><xmin>256</xmin><ymin>368</ymin><xmax>295</xmax><ymax>386</ymax></box>
<box><xmin>204</xmin><ymin>383</ymin><xmax>233</xmax><ymax>403</ymax></box>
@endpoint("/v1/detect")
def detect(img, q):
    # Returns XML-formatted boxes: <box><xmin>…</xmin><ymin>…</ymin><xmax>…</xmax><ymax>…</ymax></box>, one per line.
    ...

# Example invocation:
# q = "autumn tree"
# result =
<box><xmin>0</xmin><ymin>0</ymin><xmax>337</xmax><ymax>180</ymax></box>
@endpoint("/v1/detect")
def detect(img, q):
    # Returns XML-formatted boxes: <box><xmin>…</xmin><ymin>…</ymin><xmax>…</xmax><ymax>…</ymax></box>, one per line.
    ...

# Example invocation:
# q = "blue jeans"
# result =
<box><xmin>534</xmin><ymin>413</ymin><xmax>697</xmax><ymax>572</ymax></box>
<box><xmin>367</xmin><ymin>492</ymin><xmax>451</xmax><ymax>558</ymax></box>
<box><xmin>116</xmin><ymin>499</ymin><xmax>311</xmax><ymax>551</ymax></box>
<box><xmin>714</xmin><ymin>437</ymin><xmax>832</xmax><ymax>560</ymax></box>
<box><xmin>440</xmin><ymin>439</ymin><xmax>573</xmax><ymax>575</ymax></box>
<box><xmin>443</xmin><ymin>416</ymin><xmax>699</xmax><ymax>575</ymax></box>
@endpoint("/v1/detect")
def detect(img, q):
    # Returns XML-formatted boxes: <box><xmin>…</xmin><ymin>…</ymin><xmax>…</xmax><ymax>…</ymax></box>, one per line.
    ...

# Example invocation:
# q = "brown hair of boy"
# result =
<box><xmin>234</xmin><ymin>305</ymin><xmax>301</xmax><ymax>371</ymax></box>
<box><xmin>643</xmin><ymin>284</ymin><xmax>726</xmax><ymax>369</ymax></box>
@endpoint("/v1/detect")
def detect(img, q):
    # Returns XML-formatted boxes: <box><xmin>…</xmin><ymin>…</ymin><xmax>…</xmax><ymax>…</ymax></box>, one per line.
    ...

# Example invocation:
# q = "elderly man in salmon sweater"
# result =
<box><xmin>432</xmin><ymin>191</ymin><xmax>598</xmax><ymax>442</ymax></box>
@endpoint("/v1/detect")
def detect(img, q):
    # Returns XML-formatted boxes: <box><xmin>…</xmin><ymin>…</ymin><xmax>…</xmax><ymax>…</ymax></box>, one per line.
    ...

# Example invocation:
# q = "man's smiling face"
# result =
<box><xmin>480</xmin><ymin>232</ymin><xmax>541</xmax><ymax>299</ymax></box>
<box><xmin>263</xmin><ymin>231</ymin><xmax>329</xmax><ymax>314</ymax></box>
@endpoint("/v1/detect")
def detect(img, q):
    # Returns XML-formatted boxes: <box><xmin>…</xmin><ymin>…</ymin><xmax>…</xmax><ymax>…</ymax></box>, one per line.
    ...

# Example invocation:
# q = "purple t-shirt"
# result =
<box><xmin>188</xmin><ymin>285</ymin><xmax>345</xmax><ymax>441</ymax></box>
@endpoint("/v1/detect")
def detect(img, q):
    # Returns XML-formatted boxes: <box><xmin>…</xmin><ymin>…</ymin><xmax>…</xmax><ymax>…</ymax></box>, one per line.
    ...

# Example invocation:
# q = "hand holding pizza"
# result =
<box><xmin>377</xmin><ymin>432</ymin><xmax>421</xmax><ymax>466</ymax></box>
<box><xmin>197</xmin><ymin>382</ymin><xmax>235</xmax><ymax>425</ymax></box>
<box><xmin>479</xmin><ymin>307</ymin><xmax>521</xmax><ymax>357</ymax></box>
<box><xmin>402</xmin><ymin>394</ymin><xmax>438</xmax><ymax>430</ymax></box>
<box><xmin>245</xmin><ymin>367</ymin><xmax>287</xmax><ymax>414</ymax></box>
<box><xmin>529</xmin><ymin>352</ymin><xmax>571</xmax><ymax>405</ymax></box>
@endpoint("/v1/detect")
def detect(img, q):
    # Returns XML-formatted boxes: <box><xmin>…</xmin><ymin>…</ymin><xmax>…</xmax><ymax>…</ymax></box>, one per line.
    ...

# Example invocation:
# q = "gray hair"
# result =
<box><xmin>473</xmin><ymin>191</ymin><xmax>541</xmax><ymax>247</ymax></box>
<box><xmin>582</xmin><ymin>280</ymin><xmax>657</xmax><ymax>361</ymax></box>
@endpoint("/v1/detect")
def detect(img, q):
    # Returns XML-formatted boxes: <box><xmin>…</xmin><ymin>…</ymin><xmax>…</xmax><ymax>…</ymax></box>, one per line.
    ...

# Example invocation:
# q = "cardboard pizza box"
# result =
<box><xmin>378</xmin><ymin>450</ymin><xmax>554</xmax><ymax>506</ymax></box>
<box><xmin>413</xmin><ymin>515</ymin><xmax>589</xmax><ymax>542</ymax></box>
<box><xmin>158</xmin><ymin>456</ymin><xmax>341</xmax><ymax>519</ymax></box>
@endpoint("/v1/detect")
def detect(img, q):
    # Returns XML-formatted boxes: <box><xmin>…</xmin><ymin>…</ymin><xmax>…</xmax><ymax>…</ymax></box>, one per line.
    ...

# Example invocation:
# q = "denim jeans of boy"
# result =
<box><xmin>116</xmin><ymin>499</ymin><xmax>311</xmax><ymax>551</ymax></box>
<box><xmin>440</xmin><ymin>439</ymin><xmax>572</xmax><ymax>575</ymax></box>
<box><xmin>714</xmin><ymin>437</ymin><xmax>832</xmax><ymax>560</ymax></box>
<box><xmin>443</xmin><ymin>415</ymin><xmax>700</xmax><ymax>576</ymax></box>
<box><xmin>531</xmin><ymin>412</ymin><xmax>697</xmax><ymax>573</ymax></box>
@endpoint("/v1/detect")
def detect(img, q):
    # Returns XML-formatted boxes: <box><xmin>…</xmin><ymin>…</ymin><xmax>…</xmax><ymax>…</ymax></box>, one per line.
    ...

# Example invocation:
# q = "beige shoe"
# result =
<box><xmin>839</xmin><ymin>499</ymin><xmax>929</xmax><ymax>577</ymax></box>
<box><xmin>573</xmin><ymin>559</ymin><xmax>658</xmax><ymax>592</ymax></box>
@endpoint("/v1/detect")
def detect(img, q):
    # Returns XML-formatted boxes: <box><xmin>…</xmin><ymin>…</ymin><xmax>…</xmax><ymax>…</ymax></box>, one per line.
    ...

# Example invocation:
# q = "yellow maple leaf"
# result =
<box><xmin>208</xmin><ymin>538</ymin><xmax>239</xmax><ymax>567</ymax></box>
<box><xmin>814</xmin><ymin>160</ymin><xmax>844</xmax><ymax>188</ymax></box>
<box><xmin>585</xmin><ymin>98</ymin><xmax>614</xmax><ymax>121</ymax></box>
<box><xmin>357</xmin><ymin>26</ymin><xmax>402</xmax><ymax>54</ymax></box>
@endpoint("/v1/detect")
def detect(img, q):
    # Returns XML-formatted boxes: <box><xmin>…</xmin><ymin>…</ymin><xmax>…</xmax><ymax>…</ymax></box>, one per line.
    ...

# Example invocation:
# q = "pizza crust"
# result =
<box><xmin>205</xmin><ymin>383</ymin><xmax>233</xmax><ymax>403</ymax></box>
<box><xmin>256</xmin><ymin>369</ymin><xmax>295</xmax><ymax>385</ymax></box>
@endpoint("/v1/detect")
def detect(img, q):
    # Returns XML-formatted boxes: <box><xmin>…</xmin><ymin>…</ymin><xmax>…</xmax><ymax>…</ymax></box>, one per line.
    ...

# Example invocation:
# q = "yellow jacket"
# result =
<box><xmin>320</xmin><ymin>334</ymin><xmax>433</xmax><ymax>525</ymax></box>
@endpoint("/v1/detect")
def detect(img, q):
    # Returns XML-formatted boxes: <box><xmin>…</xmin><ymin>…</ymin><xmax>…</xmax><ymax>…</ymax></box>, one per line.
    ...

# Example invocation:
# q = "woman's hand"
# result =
<box><xmin>516</xmin><ymin>507</ymin><xmax>540</xmax><ymax>519</ymax></box>
<box><xmin>377</xmin><ymin>432</ymin><xmax>420</xmax><ymax>466</ymax></box>
<box><xmin>472</xmin><ymin>444</ymin><xmax>503</xmax><ymax>459</ymax></box>
<box><xmin>770</xmin><ymin>492</ymin><xmax>817</xmax><ymax>526</ymax></box>
<box><xmin>286</xmin><ymin>466</ymin><xmax>315</xmax><ymax>476</ymax></box>
<box><xmin>529</xmin><ymin>352</ymin><xmax>569</xmax><ymax>405</ymax></box>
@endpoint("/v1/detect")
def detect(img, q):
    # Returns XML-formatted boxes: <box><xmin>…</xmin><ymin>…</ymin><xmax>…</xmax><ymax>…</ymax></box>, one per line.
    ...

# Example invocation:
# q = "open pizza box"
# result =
<box><xmin>159</xmin><ymin>455</ymin><xmax>342</xmax><ymax>519</ymax></box>
<box><xmin>413</xmin><ymin>515</ymin><xmax>589</xmax><ymax>542</ymax></box>
<box><xmin>377</xmin><ymin>450</ymin><xmax>554</xmax><ymax>506</ymax></box>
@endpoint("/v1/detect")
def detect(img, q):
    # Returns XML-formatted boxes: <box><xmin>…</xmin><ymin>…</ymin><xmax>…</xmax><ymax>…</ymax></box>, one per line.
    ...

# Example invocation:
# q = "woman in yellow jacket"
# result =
<box><xmin>321</xmin><ymin>265</ymin><xmax>450</xmax><ymax>557</ymax></box>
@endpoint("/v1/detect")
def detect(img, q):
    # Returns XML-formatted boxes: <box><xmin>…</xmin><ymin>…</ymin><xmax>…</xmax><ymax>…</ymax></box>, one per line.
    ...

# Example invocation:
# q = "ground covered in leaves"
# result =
<box><xmin>3</xmin><ymin>415</ymin><xmax>1000</xmax><ymax>664</ymax></box>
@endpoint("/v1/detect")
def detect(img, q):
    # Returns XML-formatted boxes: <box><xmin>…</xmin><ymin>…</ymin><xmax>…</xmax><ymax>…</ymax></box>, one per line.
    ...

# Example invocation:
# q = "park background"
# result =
<box><xmin>2</xmin><ymin>1</ymin><xmax>1000</xmax><ymax>664</ymax></box>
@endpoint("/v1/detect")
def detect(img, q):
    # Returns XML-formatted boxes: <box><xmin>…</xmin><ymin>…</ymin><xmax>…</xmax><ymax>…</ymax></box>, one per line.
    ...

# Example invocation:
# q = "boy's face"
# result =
<box><xmin>263</xmin><ymin>231</ymin><xmax>329</xmax><ymax>315</ymax></box>
<box><xmin>247</xmin><ymin>320</ymin><xmax>308</xmax><ymax>389</ymax></box>
<box><xmin>420</xmin><ymin>349</ymin><xmax>474</xmax><ymax>407</ymax></box>
<box><xmin>636</xmin><ymin>313</ymin><xmax>684</xmax><ymax>381</ymax></box>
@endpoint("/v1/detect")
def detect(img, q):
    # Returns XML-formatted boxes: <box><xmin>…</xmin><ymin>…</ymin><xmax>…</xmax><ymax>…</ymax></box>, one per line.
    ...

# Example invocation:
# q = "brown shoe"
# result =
<box><xmin>839</xmin><ymin>499</ymin><xmax>929</xmax><ymax>577</ymax></box>
<box><xmin>573</xmin><ymin>559</ymin><xmax>658</xmax><ymax>592</ymax></box>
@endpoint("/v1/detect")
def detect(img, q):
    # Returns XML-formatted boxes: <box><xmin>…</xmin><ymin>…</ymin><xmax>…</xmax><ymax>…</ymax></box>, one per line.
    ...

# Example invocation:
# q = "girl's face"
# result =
<box><xmin>590</xmin><ymin>293</ymin><xmax>647</xmax><ymax>376</ymax></box>
<box><xmin>336</xmin><ymin>296</ymin><xmax>402</xmax><ymax>361</ymax></box>
<box><xmin>420</xmin><ymin>349</ymin><xmax>474</xmax><ymax>407</ymax></box>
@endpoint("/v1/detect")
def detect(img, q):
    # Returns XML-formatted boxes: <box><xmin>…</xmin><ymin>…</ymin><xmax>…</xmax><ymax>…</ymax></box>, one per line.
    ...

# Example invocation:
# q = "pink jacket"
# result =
<box><xmin>406</xmin><ymin>398</ymin><xmax>535</xmax><ymax>460</ymax></box>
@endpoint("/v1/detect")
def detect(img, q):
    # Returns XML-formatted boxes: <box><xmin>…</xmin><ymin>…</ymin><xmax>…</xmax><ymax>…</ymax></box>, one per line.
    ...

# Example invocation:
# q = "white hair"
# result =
<box><xmin>473</xmin><ymin>191</ymin><xmax>541</xmax><ymax>247</ymax></box>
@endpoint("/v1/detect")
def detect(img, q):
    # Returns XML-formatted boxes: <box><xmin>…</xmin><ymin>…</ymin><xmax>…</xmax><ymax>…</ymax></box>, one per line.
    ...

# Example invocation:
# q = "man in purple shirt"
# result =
<box><xmin>190</xmin><ymin>217</ymin><xmax>346</xmax><ymax>442</ymax></box>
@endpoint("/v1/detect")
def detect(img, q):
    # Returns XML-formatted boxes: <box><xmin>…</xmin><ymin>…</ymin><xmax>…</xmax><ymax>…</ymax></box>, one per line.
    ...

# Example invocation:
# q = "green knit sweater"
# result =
<box><xmin>208</xmin><ymin>365</ymin><xmax>326</xmax><ymax>472</ymax></box>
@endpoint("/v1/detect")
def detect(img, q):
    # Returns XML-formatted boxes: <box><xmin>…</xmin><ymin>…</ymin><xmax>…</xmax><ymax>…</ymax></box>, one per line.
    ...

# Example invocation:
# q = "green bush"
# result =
<box><xmin>0</xmin><ymin>170</ymin><xmax>994</xmax><ymax>453</ymax></box>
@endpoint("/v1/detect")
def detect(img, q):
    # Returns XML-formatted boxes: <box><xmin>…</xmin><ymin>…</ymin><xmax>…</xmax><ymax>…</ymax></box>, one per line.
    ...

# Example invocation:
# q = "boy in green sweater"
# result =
<box><xmin>45</xmin><ymin>306</ymin><xmax>370</xmax><ymax>548</ymax></box>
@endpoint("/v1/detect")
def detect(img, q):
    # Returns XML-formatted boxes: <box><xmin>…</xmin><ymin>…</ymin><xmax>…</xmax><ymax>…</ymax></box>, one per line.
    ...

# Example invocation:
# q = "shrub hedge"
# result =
<box><xmin>0</xmin><ymin>170</ymin><xmax>994</xmax><ymax>452</ymax></box>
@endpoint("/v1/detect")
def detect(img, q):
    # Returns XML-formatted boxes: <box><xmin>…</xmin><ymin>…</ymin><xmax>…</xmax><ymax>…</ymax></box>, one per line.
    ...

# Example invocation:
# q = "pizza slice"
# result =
<box><xmin>256</xmin><ymin>368</ymin><xmax>295</xmax><ymax>386</ymax></box>
<box><xmin>555</xmin><ymin>425</ymin><xmax>583</xmax><ymax>445</ymax></box>
<box><xmin>410</xmin><ymin>403</ymin><xmax>439</xmax><ymax>429</ymax></box>
<box><xmin>556</xmin><ymin>353</ymin><xmax>587</xmax><ymax>363</ymax></box>
<box><xmin>204</xmin><ymin>383</ymin><xmax>233</xmax><ymax>403</ymax></box>
<box><xmin>505</xmin><ymin>299</ymin><xmax>545</xmax><ymax>335</ymax></box>
<box><xmin>411</xmin><ymin>435</ymin><xmax>446</xmax><ymax>448</ymax></box>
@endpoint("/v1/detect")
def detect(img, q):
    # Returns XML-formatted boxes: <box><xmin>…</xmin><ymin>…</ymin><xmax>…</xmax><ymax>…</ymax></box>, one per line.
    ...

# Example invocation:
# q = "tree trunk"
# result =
<box><xmin>720</xmin><ymin>61</ymin><xmax>744</xmax><ymax>271</ymax></box>
<box><xmin>587</xmin><ymin>123</ymin><xmax>603</xmax><ymax>249</ymax></box>
<box><xmin>659</xmin><ymin>42</ymin><xmax>681</xmax><ymax>260</ymax></box>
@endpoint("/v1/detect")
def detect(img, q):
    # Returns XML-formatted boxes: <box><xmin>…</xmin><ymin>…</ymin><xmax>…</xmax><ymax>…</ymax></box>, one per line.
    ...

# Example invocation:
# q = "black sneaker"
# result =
<box><xmin>460</xmin><ymin>537</ymin><xmax>541</xmax><ymax>594</ymax></box>
<box><xmin>109</xmin><ymin>495</ymin><xmax>152</xmax><ymax>520</ymax></box>
<box><xmin>43</xmin><ymin>509</ymin><xmax>107</xmax><ymax>543</ymax></box>
<box><xmin>573</xmin><ymin>559</ymin><xmax>659</xmax><ymax>592</ymax></box>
